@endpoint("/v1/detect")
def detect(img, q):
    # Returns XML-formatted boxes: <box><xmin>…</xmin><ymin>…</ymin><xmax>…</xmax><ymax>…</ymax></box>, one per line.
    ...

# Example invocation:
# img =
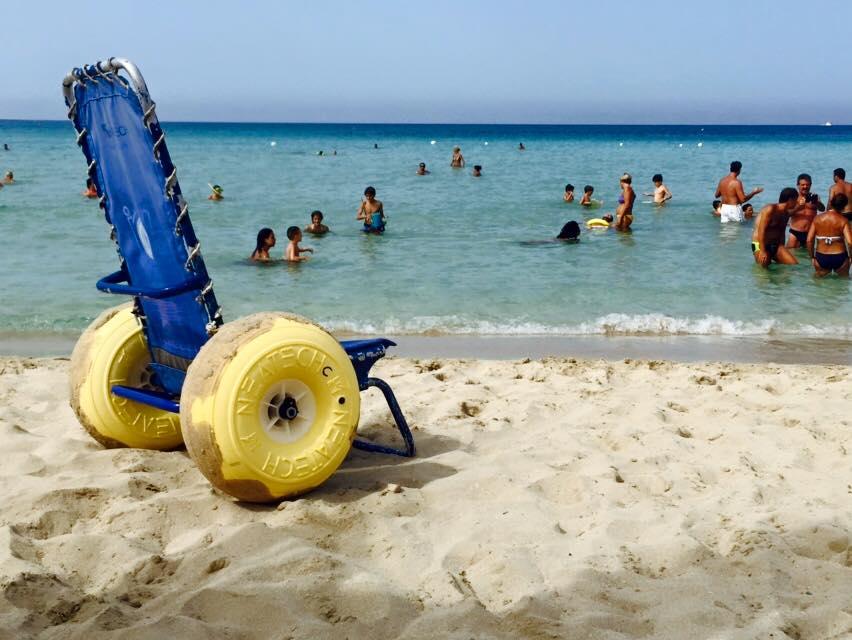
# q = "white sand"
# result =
<box><xmin>1</xmin><ymin>355</ymin><xmax>851</xmax><ymax>639</ymax></box>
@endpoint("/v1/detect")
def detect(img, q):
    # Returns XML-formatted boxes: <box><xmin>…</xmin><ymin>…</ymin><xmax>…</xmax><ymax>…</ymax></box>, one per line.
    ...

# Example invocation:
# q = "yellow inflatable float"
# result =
<box><xmin>586</xmin><ymin>218</ymin><xmax>610</xmax><ymax>229</ymax></box>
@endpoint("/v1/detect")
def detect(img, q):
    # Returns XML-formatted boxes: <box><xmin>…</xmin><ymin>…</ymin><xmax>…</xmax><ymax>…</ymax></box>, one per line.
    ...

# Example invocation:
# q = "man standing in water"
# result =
<box><xmin>828</xmin><ymin>168</ymin><xmax>852</xmax><ymax>219</ymax></box>
<box><xmin>715</xmin><ymin>161</ymin><xmax>763</xmax><ymax>223</ymax></box>
<box><xmin>787</xmin><ymin>173</ymin><xmax>824</xmax><ymax>248</ymax></box>
<box><xmin>751</xmin><ymin>188</ymin><xmax>799</xmax><ymax>268</ymax></box>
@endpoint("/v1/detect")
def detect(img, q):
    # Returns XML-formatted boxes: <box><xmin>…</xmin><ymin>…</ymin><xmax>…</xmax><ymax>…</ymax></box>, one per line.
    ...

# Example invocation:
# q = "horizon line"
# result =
<box><xmin>0</xmin><ymin>118</ymin><xmax>846</xmax><ymax>128</ymax></box>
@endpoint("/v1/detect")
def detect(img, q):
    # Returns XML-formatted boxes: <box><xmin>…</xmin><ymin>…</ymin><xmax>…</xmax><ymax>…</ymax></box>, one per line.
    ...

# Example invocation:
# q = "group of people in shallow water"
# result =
<box><xmin>704</xmin><ymin>159</ymin><xmax>852</xmax><ymax>275</ymax></box>
<box><xmin>248</xmin><ymin>187</ymin><xmax>384</xmax><ymax>263</ymax></box>
<box><xmin>739</xmin><ymin>165</ymin><xmax>852</xmax><ymax>276</ymax></box>
<box><xmin>222</xmin><ymin>143</ymin><xmax>852</xmax><ymax>276</ymax></box>
<box><xmin>560</xmin><ymin>172</ymin><xmax>673</xmax><ymax>234</ymax></box>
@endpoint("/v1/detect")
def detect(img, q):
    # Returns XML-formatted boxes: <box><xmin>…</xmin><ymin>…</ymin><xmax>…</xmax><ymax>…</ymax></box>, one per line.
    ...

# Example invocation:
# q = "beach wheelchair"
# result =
<box><xmin>63</xmin><ymin>58</ymin><xmax>414</xmax><ymax>502</ymax></box>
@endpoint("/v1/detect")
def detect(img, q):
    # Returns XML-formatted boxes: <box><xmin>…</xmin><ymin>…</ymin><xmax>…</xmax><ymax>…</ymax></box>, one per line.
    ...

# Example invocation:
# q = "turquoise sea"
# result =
<box><xmin>1</xmin><ymin>120</ymin><xmax>851</xmax><ymax>353</ymax></box>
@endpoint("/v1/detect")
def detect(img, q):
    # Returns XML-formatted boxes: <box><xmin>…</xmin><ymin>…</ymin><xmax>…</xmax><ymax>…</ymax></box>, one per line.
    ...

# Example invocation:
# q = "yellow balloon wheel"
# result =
<box><xmin>180</xmin><ymin>313</ymin><xmax>361</xmax><ymax>502</ymax></box>
<box><xmin>69</xmin><ymin>304</ymin><xmax>183</xmax><ymax>449</ymax></box>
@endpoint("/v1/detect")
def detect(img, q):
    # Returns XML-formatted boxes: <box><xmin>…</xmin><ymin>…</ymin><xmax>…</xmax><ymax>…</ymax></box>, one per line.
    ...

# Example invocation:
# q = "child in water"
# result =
<box><xmin>580</xmin><ymin>185</ymin><xmax>596</xmax><ymax>207</ymax></box>
<box><xmin>285</xmin><ymin>226</ymin><xmax>313</xmax><ymax>262</ymax></box>
<box><xmin>357</xmin><ymin>186</ymin><xmax>385</xmax><ymax>233</ymax></box>
<box><xmin>563</xmin><ymin>184</ymin><xmax>575</xmax><ymax>202</ymax></box>
<box><xmin>743</xmin><ymin>203</ymin><xmax>754</xmax><ymax>219</ymax></box>
<box><xmin>712</xmin><ymin>199</ymin><xmax>722</xmax><ymax>217</ymax></box>
<box><xmin>472</xmin><ymin>165</ymin><xmax>482</xmax><ymax>177</ymax></box>
<box><xmin>304</xmin><ymin>210</ymin><xmax>330</xmax><ymax>235</ymax></box>
<box><xmin>208</xmin><ymin>184</ymin><xmax>223</xmax><ymax>200</ymax></box>
<box><xmin>250</xmin><ymin>228</ymin><xmax>276</xmax><ymax>262</ymax></box>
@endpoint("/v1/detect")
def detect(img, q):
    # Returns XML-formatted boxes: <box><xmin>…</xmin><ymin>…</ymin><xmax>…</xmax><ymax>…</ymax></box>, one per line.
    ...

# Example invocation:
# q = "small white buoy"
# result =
<box><xmin>270</xmin><ymin>141</ymin><xmax>277</xmax><ymax>147</ymax></box>
<box><xmin>430</xmin><ymin>140</ymin><xmax>437</xmax><ymax>145</ymax></box>
<box><xmin>697</xmin><ymin>142</ymin><xmax>703</xmax><ymax>147</ymax></box>
<box><xmin>678</xmin><ymin>143</ymin><xmax>683</xmax><ymax>148</ymax></box>
<box><xmin>484</xmin><ymin>141</ymin><xmax>489</xmax><ymax>145</ymax></box>
<box><xmin>618</xmin><ymin>142</ymin><xmax>624</xmax><ymax>147</ymax></box>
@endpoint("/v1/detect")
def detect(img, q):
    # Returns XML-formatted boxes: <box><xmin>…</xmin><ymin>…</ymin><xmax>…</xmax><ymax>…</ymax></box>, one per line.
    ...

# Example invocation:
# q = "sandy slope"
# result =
<box><xmin>1</xmin><ymin>355</ymin><xmax>851</xmax><ymax>639</ymax></box>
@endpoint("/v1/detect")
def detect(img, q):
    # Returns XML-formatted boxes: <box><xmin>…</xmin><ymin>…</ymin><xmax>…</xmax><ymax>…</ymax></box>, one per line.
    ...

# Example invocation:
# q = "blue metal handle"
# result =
<box><xmin>96</xmin><ymin>269</ymin><xmax>206</xmax><ymax>299</ymax></box>
<box><xmin>352</xmin><ymin>377</ymin><xmax>415</xmax><ymax>457</ymax></box>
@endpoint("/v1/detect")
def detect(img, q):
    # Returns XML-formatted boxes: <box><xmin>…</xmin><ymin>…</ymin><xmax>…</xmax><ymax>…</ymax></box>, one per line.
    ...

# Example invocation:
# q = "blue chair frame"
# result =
<box><xmin>63</xmin><ymin>58</ymin><xmax>414</xmax><ymax>458</ymax></box>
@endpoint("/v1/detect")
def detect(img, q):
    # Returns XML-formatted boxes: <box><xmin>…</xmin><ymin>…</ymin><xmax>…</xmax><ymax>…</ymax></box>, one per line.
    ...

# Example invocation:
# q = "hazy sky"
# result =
<box><xmin>4</xmin><ymin>0</ymin><xmax>849</xmax><ymax>124</ymax></box>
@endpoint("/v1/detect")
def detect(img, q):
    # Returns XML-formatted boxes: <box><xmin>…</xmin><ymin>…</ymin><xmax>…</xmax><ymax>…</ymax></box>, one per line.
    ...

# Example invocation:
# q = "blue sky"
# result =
<box><xmin>3</xmin><ymin>0</ymin><xmax>848</xmax><ymax>124</ymax></box>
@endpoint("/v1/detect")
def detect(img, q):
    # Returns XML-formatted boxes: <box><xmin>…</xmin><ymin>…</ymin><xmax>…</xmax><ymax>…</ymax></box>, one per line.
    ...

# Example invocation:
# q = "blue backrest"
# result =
<box><xmin>67</xmin><ymin>62</ymin><xmax>222</xmax><ymax>394</ymax></box>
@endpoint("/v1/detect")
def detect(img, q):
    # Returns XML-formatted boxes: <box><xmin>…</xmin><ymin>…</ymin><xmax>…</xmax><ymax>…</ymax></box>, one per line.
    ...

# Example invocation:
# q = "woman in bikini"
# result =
<box><xmin>450</xmin><ymin>146</ymin><xmax>465</xmax><ymax>168</ymax></box>
<box><xmin>615</xmin><ymin>173</ymin><xmax>636</xmax><ymax>231</ymax></box>
<box><xmin>806</xmin><ymin>193</ymin><xmax>852</xmax><ymax>277</ymax></box>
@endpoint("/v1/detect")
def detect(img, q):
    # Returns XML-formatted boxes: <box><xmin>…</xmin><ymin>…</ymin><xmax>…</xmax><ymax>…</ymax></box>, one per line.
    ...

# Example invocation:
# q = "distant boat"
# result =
<box><xmin>825</xmin><ymin>121</ymin><xmax>833</xmax><ymax>127</ymax></box>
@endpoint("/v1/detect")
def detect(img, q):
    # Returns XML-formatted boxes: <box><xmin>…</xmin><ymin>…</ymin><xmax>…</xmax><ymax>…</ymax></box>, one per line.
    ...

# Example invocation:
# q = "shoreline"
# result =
<box><xmin>3</xmin><ymin>332</ymin><xmax>851</xmax><ymax>365</ymax></box>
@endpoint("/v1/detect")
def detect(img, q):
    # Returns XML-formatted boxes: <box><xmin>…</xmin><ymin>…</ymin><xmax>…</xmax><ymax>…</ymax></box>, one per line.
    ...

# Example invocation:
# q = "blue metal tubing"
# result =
<box><xmin>352</xmin><ymin>377</ymin><xmax>416</xmax><ymax>457</ymax></box>
<box><xmin>111</xmin><ymin>385</ymin><xmax>180</xmax><ymax>413</ymax></box>
<box><xmin>96</xmin><ymin>269</ymin><xmax>207</xmax><ymax>299</ymax></box>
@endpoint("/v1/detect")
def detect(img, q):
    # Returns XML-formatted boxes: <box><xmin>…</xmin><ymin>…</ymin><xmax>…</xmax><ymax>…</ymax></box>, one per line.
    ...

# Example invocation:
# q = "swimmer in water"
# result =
<box><xmin>715</xmin><ymin>160</ymin><xmax>763</xmax><ymax>223</ymax></box>
<box><xmin>304</xmin><ymin>210</ymin><xmax>329</xmax><ymax>235</ymax></box>
<box><xmin>787</xmin><ymin>173</ymin><xmax>824</xmax><ymax>249</ymax></box>
<box><xmin>743</xmin><ymin>203</ymin><xmax>754</xmax><ymax>219</ymax></box>
<box><xmin>751</xmin><ymin>188</ymin><xmax>799</xmax><ymax>268</ymax></box>
<box><xmin>357</xmin><ymin>186</ymin><xmax>385</xmax><ymax>233</ymax></box>
<box><xmin>83</xmin><ymin>178</ymin><xmax>98</xmax><ymax>198</ymax></box>
<box><xmin>472</xmin><ymin>165</ymin><xmax>482</xmax><ymax>177</ymax></box>
<box><xmin>450</xmin><ymin>146</ymin><xmax>465</xmax><ymax>168</ymax></box>
<box><xmin>645</xmin><ymin>173</ymin><xmax>672</xmax><ymax>205</ymax></box>
<box><xmin>2</xmin><ymin>144</ymin><xmax>8</xmax><ymax>151</ymax></box>
<box><xmin>580</xmin><ymin>185</ymin><xmax>596</xmax><ymax>207</ymax></box>
<box><xmin>518</xmin><ymin>142</ymin><xmax>526</xmax><ymax>151</ymax></box>
<box><xmin>614</xmin><ymin>173</ymin><xmax>636</xmax><ymax>231</ymax></box>
<box><xmin>828</xmin><ymin>168</ymin><xmax>852</xmax><ymax>220</ymax></box>
<box><xmin>285</xmin><ymin>226</ymin><xmax>313</xmax><ymax>262</ymax></box>
<box><xmin>208</xmin><ymin>184</ymin><xmax>223</xmax><ymax>200</ymax></box>
<box><xmin>556</xmin><ymin>221</ymin><xmax>581</xmax><ymax>242</ymax></box>
<box><xmin>563</xmin><ymin>184</ymin><xmax>575</xmax><ymax>203</ymax></box>
<box><xmin>712</xmin><ymin>199</ymin><xmax>722</xmax><ymax>217</ymax></box>
<box><xmin>807</xmin><ymin>193</ymin><xmax>852</xmax><ymax>277</ymax></box>
<box><xmin>3</xmin><ymin>171</ymin><xmax>13</xmax><ymax>184</ymax></box>
<box><xmin>250</xmin><ymin>228</ymin><xmax>276</xmax><ymax>262</ymax></box>
<box><xmin>416</xmin><ymin>162</ymin><xmax>430</xmax><ymax>175</ymax></box>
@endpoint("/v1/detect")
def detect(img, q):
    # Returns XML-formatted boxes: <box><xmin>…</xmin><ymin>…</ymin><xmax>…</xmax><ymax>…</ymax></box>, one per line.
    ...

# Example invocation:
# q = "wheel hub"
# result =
<box><xmin>258</xmin><ymin>379</ymin><xmax>316</xmax><ymax>443</ymax></box>
<box><xmin>279</xmin><ymin>396</ymin><xmax>299</xmax><ymax>421</ymax></box>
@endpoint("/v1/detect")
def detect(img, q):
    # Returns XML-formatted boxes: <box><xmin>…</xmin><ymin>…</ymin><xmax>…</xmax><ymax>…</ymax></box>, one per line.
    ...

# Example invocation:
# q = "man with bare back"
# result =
<box><xmin>828</xmin><ymin>168</ymin><xmax>852</xmax><ymax>220</ymax></box>
<box><xmin>715</xmin><ymin>161</ymin><xmax>763</xmax><ymax>223</ymax></box>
